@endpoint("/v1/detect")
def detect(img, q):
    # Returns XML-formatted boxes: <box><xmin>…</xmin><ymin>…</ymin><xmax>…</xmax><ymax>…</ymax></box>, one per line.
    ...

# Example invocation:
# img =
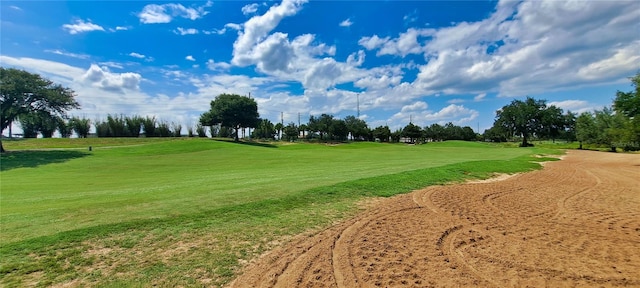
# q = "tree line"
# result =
<box><xmin>484</xmin><ymin>74</ymin><xmax>639</xmax><ymax>151</ymax></box>
<box><xmin>2</xmin><ymin>66</ymin><xmax>638</xmax><ymax>152</ymax></box>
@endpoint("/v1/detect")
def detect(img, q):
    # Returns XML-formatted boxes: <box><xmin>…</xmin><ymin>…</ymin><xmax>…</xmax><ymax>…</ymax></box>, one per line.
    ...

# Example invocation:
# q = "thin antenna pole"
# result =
<box><xmin>357</xmin><ymin>93</ymin><xmax>360</xmax><ymax>118</ymax></box>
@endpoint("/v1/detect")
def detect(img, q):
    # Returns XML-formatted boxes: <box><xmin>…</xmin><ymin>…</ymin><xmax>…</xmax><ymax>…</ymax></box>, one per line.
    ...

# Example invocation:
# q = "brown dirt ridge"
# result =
<box><xmin>229</xmin><ymin>150</ymin><xmax>640</xmax><ymax>287</ymax></box>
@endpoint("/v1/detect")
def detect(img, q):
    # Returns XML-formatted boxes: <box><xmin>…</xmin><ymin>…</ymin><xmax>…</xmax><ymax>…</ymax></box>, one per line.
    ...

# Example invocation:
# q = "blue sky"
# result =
<box><xmin>1</xmin><ymin>0</ymin><xmax>639</xmax><ymax>135</ymax></box>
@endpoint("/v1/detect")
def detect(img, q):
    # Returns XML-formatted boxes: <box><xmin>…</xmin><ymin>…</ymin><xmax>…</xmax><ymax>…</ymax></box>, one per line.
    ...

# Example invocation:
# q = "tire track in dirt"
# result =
<box><xmin>229</xmin><ymin>150</ymin><xmax>640</xmax><ymax>287</ymax></box>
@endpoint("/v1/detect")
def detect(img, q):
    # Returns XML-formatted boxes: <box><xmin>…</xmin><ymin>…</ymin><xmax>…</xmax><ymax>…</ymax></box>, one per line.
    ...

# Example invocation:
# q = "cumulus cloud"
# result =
<box><xmin>138</xmin><ymin>1</ymin><xmax>212</xmax><ymax>24</ymax></box>
<box><xmin>474</xmin><ymin>93</ymin><xmax>486</xmax><ymax>101</ymax></box>
<box><xmin>339</xmin><ymin>18</ymin><xmax>353</xmax><ymax>27</ymax></box>
<box><xmin>232</xmin><ymin>0</ymin><xmax>307</xmax><ymax>65</ymax></box>
<box><xmin>185</xmin><ymin>55</ymin><xmax>195</xmax><ymax>61</ymax></box>
<box><xmin>80</xmin><ymin>64</ymin><xmax>142</xmax><ymax>93</ymax></box>
<box><xmin>359</xmin><ymin>0</ymin><xmax>639</xmax><ymax>97</ymax></box>
<box><xmin>62</xmin><ymin>19</ymin><xmax>105</xmax><ymax>34</ymax></box>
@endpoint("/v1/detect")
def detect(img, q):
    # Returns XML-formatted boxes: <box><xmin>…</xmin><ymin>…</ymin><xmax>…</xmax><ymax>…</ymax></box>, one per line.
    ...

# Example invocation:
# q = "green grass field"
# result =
<box><xmin>0</xmin><ymin>138</ymin><xmax>561</xmax><ymax>287</ymax></box>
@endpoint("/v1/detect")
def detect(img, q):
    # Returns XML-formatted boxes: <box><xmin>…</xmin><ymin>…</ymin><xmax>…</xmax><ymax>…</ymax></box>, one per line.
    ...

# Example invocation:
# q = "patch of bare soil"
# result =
<box><xmin>229</xmin><ymin>150</ymin><xmax>640</xmax><ymax>287</ymax></box>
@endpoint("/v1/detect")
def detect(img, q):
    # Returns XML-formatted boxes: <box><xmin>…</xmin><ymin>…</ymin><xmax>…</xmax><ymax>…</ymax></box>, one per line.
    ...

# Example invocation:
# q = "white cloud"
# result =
<box><xmin>62</xmin><ymin>19</ymin><xmax>105</xmax><ymax>34</ymax></box>
<box><xmin>174</xmin><ymin>27</ymin><xmax>199</xmax><ymax>35</ymax></box>
<box><xmin>80</xmin><ymin>64</ymin><xmax>142</xmax><ymax>93</ymax></box>
<box><xmin>206</xmin><ymin>59</ymin><xmax>232</xmax><ymax>70</ymax></box>
<box><xmin>45</xmin><ymin>49</ymin><xmax>90</xmax><ymax>59</ymax></box>
<box><xmin>10</xmin><ymin>5</ymin><xmax>22</xmax><ymax>11</ymax></box>
<box><xmin>242</xmin><ymin>3</ymin><xmax>259</xmax><ymax>15</ymax></box>
<box><xmin>473</xmin><ymin>93</ymin><xmax>486</xmax><ymax>101</ymax></box>
<box><xmin>138</xmin><ymin>1</ymin><xmax>212</xmax><ymax>24</ymax></box>
<box><xmin>232</xmin><ymin>0</ymin><xmax>308</xmax><ymax>65</ymax></box>
<box><xmin>99</xmin><ymin>62</ymin><xmax>124</xmax><ymax>69</ymax></box>
<box><xmin>115</xmin><ymin>26</ymin><xmax>129</xmax><ymax>31</ymax></box>
<box><xmin>185</xmin><ymin>55</ymin><xmax>196</xmax><ymax>61</ymax></box>
<box><xmin>358</xmin><ymin>35</ymin><xmax>390</xmax><ymax>51</ymax></box>
<box><xmin>128</xmin><ymin>52</ymin><xmax>154</xmax><ymax>62</ymax></box>
<box><xmin>548</xmin><ymin>100</ymin><xmax>594</xmax><ymax>114</ymax></box>
<box><xmin>129</xmin><ymin>52</ymin><xmax>146</xmax><ymax>59</ymax></box>
<box><xmin>339</xmin><ymin>18</ymin><xmax>353</xmax><ymax>27</ymax></box>
<box><xmin>358</xmin><ymin>0</ymin><xmax>639</xmax><ymax>97</ymax></box>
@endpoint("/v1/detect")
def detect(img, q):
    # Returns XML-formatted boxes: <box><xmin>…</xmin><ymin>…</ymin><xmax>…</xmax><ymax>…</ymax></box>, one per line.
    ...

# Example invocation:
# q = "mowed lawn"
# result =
<box><xmin>0</xmin><ymin>138</ymin><xmax>557</xmax><ymax>286</ymax></box>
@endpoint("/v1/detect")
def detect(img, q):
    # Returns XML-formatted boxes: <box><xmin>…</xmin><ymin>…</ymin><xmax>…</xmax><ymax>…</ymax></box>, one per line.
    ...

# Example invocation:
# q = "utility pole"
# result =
<box><xmin>357</xmin><ymin>93</ymin><xmax>360</xmax><ymax>118</ymax></box>
<box><xmin>298</xmin><ymin>112</ymin><xmax>301</xmax><ymax>127</ymax></box>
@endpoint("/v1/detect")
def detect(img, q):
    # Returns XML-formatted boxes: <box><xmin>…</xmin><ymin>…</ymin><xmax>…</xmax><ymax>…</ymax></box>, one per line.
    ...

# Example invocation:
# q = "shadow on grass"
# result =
<box><xmin>0</xmin><ymin>150</ymin><xmax>89</xmax><ymax>172</ymax></box>
<box><xmin>213</xmin><ymin>139</ymin><xmax>278</xmax><ymax>148</ymax></box>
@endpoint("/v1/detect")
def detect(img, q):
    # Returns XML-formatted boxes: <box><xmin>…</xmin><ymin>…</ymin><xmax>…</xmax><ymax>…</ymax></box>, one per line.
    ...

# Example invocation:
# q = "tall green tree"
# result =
<box><xmin>372</xmin><ymin>125</ymin><xmax>391</xmax><ymax>142</ymax></box>
<box><xmin>282</xmin><ymin>122</ymin><xmax>299</xmax><ymax>141</ymax></box>
<box><xmin>493</xmin><ymin>97</ymin><xmax>549</xmax><ymax>147</ymax></box>
<box><xmin>402</xmin><ymin>122</ymin><xmax>422</xmax><ymax>143</ymax></box>
<box><xmin>253</xmin><ymin>119</ymin><xmax>276</xmax><ymax>139</ymax></box>
<box><xmin>344</xmin><ymin>115</ymin><xmax>369</xmax><ymax>141</ymax></box>
<box><xmin>575</xmin><ymin>112</ymin><xmax>597</xmax><ymax>149</ymax></box>
<box><xmin>70</xmin><ymin>117</ymin><xmax>91</xmax><ymax>138</ymax></box>
<box><xmin>613</xmin><ymin>72</ymin><xmax>640</xmax><ymax>147</ymax></box>
<box><xmin>1</xmin><ymin>67</ymin><xmax>79</xmax><ymax>152</ymax></box>
<box><xmin>200</xmin><ymin>94</ymin><xmax>259</xmax><ymax>141</ymax></box>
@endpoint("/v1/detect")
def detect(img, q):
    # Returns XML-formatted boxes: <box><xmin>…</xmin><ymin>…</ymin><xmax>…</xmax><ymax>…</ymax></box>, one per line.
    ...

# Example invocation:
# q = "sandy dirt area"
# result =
<box><xmin>229</xmin><ymin>150</ymin><xmax>640</xmax><ymax>287</ymax></box>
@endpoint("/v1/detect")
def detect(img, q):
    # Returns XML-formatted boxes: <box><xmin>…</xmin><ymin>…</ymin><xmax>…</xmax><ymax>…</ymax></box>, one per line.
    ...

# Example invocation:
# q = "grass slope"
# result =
<box><xmin>0</xmin><ymin>139</ymin><xmax>560</xmax><ymax>286</ymax></box>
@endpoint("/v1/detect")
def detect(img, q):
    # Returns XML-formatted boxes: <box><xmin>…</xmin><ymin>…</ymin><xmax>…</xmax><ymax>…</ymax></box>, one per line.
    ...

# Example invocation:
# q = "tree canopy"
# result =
<box><xmin>199</xmin><ymin>93</ymin><xmax>259</xmax><ymax>141</ymax></box>
<box><xmin>1</xmin><ymin>67</ymin><xmax>79</xmax><ymax>152</ymax></box>
<box><xmin>493</xmin><ymin>97</ymin><xmax>558</xmax><ymax>147</ymax></box>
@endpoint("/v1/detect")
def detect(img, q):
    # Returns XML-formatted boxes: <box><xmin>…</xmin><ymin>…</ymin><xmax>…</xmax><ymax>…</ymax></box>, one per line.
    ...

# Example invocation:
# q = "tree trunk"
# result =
<box><xmin>579</xmin><ymin>141</ymin><xmax>583</xmax><ymax>150</ymax></box>
<box><xmin>521</xmin><ymin>134</ymin><xmax>528</xmax><ymax>147</ymax></box>
<box><xmin>0</xmin><ymin>140</ymin><xmax>5</xmax><ymax>153</ymax></box>
<box><xmin>234</xmin><ymin>126</ymin><xmax>240</xmax><ymax>142</ymax></box>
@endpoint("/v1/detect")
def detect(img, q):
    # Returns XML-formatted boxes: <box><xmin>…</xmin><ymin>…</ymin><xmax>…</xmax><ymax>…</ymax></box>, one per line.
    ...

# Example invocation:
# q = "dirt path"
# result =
<box><xmin>229</xmin><ymin>150</ymin><xmax>640</xmax><ymax>287</ymax></box>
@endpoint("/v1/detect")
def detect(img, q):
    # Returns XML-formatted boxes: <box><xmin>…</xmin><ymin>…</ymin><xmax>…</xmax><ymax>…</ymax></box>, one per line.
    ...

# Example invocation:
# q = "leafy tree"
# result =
<box><xmin>344</xmin><ymin>115</ymin><xmax>369</xmax><ymax>141</ymax></box>
<box><xmin>58</xmin><ymin>118</ymin><xmax>72</xmax><ymax>138</ymax></box>
<box><xmin>540</xmin><ymin>105</ymin><xmax>565</xmax><ymax>143</ymax></box>
<box><xmin>172</xmin><ymin>123</ymin><xmax>182</xmax><ymax>137</ymax></box>
<box><xmin>142</xmin><ymin>116</ymin><xmax>157</xmax><ymax>137</ymax></box>
<box><xmin>298</xmin><ymin>124</ymin><xmax>308</xmax><ymax>139</ymax></box>
<box><xmin>18</xmin><ymin>111</ymin><xmax>59</xmax><ymax>138</ymax></box>
<box><xmin>195</xmin><ymin>124</ymin><xmax>207</xmax><ymax>137</ymax></box>
<box><xmin>494</xmin><ymin>97</ymin><xmax>548</xmax><ymax>147</ymax></box>
<box><xmin>275</xmin><ymin>122</ymin><xmax>284</xmax><ymax>140</ymax></box>
<box><xmin>282</xmin><ymin>122</ymin><xmax>299</xmax><ymax>141</ymax></box>
<box><xmin>483</xmin><ymin>126</ymin><xmax>508</xmax><ymax>142</ymax></box>
<box><xmin>125</xmin><ymin>115</ymin><xmax>143</xmax><ymax>137</ymax></box>
<box><xmin>575</xmin><ymin>112</ymin><xmax>597</xmax><ymax>149</ymax></box>
<box><xmin>307</xmin><ymin>114</ymin><xmax>333</xmax><ymax>140</ymax></box>
<box><xmin>372</xmin><ymin>125</ymin><xmax>391</xmax><ymax>142</ymax></box>
<box><xmin>425</xmin><ymin>123</ymin><xmax>445</xmax><ymax>142</ymax></box>
<box><xmin>390</xmin><ymin>129</ymin><xmax>402</xmax><ymax>143</ymax></box>
<box><xmin>200</xmin><ymin>94</ymin><xmax>259</xmax><ymax>141</ymax></box>
<box><xmin>329</xmin><ymin>119</ymin><xmax>349</xmax><ymax>141</ymax></box>
<box><xmin>402</xmin><ymin>122</ymin><xmax>422</xmax><ymax>143</ymax></box>
<box><xmin>253</xmin><ymin>119</ymin><xmax>276</xmax><ymax>139</ymax></box>
<box><xmin>70</xmin><ymin>117</ymin><xmax>91</xmax><ymax>138</ymax></box>
<box><xmin>613</xmin><ymin>72</ymin><xmax>640</xmax><ymax>148</ymax></box>
<box><xmin>1</xmin><ymin>67</ymin><xmax>79</xmax><ymax>152</ymax></box>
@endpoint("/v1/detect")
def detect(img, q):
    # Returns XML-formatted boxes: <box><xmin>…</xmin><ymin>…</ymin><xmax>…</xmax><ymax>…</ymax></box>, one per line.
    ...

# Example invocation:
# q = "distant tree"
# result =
<box><xmin>299</xmin><ymin>124</ymin><xmax>308</xmax><ymax>139</ymax></box>
<box><xmin>172</xmin><ymin>122</ymin><xmax>182</xmax><ymax>137</ymax></box>
<box><xmin>541</xmin><ymin>105</ymin><xmax>565</xmax><ymax>143</ymax></box>
<box><xmin>329</xmin><ymin>119</ymin><xmax>349</xmax><ymax>141</ymax></box>
<box><xmin>195</xmin><ymin>124</ymin><xmax>207</xmax><ymax>137</ymax></box>
<box><xmin>390</xmin><ymin>129</ymin><xmax>402</xmax><ymax>143</ymax></box>
<box><xmin>18</xmin><ymin>111</ymin><xmax>59</xmax><ymax>138</ymax></box>
<box><xmin>613</xmin><ymin>72</ymin><xmax>640</xmax><ymax>148</ymax></box>
<box><xmin>282</xmin><ymin>122</ymin><xmax>298</xmax><ymax>141</ymax></box>
<box><xmin>562</xmin><ymin>111</ymin><xmax>577</xmax><ymax>142</ymax></box>
<box><xmin>142</xmin><ymin>116</ymin><xmax>157</xmax><ymax>137</ymax></box>
<box><xmin>70</xmin><ymin>117</ymin><xmax>91</xmax><ymax>138</ymax></box>
<box><xmin>106</xmin><ymin>114</ymin><xmax>127</xmax><ymax>137</ymax></box>
<box><xmin>308</xmin><ymin>114</ymin><xmax>333</xmax><ymax>140</ymax></box>
<box><xmin>461</xmin><ymin>126</ymin><xmax>476</xmax><ymax>141</ymax></box>
<box><xmin>402</xmin><ymin>122</ymin><xmax>422</xmax><ymax>143</ymax></box>
<box><xmin>200</xmin><ymin>94</ymin><xmax>259</xmax><ymax>141</ymax></box>
<box><xmin>125</xmin><ymin>115</ymin><xmax>143</xmax><ymax>137</ymax></box>
<box><xmin>1</xmin><ymin>67</ymin><xmax>79</xmax><ymax>152</ymax></box>
<box><xmin>253</xmin><ymin>119</ymin><xmax>276</xmax><ymax>139</ymax></box>
<box><xmin>58</xmin><ymin>118</ymin><xmax>73</xmax><ymax>138</ymax></box>
<box><xmin>344</xmin><ymin>115</ymin><xmax>369</xmax><ymax>141</ymax></box>
<box><xmin>425</xmin><ymin>123</ymin><xmax>445</xmax><ymax>142</ymax></box>
<box><xmin>275</xmin><ymin>122</ymin><xmax>284</xmax><ymax>140</ymax></box>
<box><xmin>372</xmin><ymin>125</ymin><xmax>391</xmax><ymax>142</ymax></box>
<box><xmin>494</xmin><ymin>97</ymin><xmax>549</xmax><ymax>147</ymax></box>
<box><xmin>483</xmin><ymin>126</ymin><xmax>508</xmax><ymax>142</ymax></box>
